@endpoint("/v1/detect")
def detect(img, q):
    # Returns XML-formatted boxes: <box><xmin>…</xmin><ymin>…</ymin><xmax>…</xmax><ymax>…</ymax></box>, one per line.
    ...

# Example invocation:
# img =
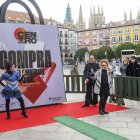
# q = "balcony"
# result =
<box><xmin>61</xmin><ymin>49</ymin><xmax>70</xmax><ymax>52</ymax></box>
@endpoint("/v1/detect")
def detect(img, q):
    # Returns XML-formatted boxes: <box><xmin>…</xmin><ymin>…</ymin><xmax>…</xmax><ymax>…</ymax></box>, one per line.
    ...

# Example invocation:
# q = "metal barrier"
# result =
<box><xmin>64</xmin><ymin>75</ymin><xmax>140</xmax><ymax>103</ymax></box>
<box><xmin>64</xmin><ymin>75</ymin><xmax>86</xmax><ymax>93</ymax></box>
<box><xmin>114</xmin><ymin>76</ymin><xmax>140</xmax><ymax>101</ymax></box>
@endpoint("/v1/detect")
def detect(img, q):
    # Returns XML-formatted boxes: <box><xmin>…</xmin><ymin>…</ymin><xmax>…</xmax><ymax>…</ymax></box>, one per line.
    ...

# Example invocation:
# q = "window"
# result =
<box><xmin>65</xmin><ymin>39</ymin><xmax>68</xmax><ymax>44</ymax></box>
<box><xmin>78</xmin><ymin>40</ymin><xmax>82</xmax><ymax>45</ymax></box>
<box><xmin>134</xmin><ymin>25</ymin><xmax>139</xmax><ymax>32</ymax></box>
<box><xmin>125</xmin><ymin>26</ymin><xmax>130</xmax><ymax>33</ymax></box>
<box><xmin>111</xmin><ymin>36</ymin><xmax>116</xmax><ymax>42</ymax></box>
<box><xmin>118</xmin><ymin>36</ymin><xmax>122</xmax><ymax>42</ymax></box>
<box><xmin>134</xmin><ymin>35</ymin><xmax>139</xmax><ymax>41</ymax></box>
<box><xmin>104</xmin><ymin>31</ymin><xmax>109</xmax><ymax>37</ymax></box>
<box><xmin>59</xmin><ymin>38</ymin><xmax>63</xmax><ymax>44</ymax></box>
<box><xmin>85</xmin><ymin>39</ymin><xmax>89</xmax><ymax>45</ymax></box>
<box><xmin>65</xmin><ymin>31</ymin><xmax>68</xmax><ymax>37</ymax></box>
<box><xmin>118</xmin><ymin>28</ymin><xmax>122</xmax><ymax>34</ymax></box>
<box><xmin>8</xmin><ymin>20</ymin><xmax>16</xmax><ymax>23</ymax></box>
<box><xmin>126</xmin><ymin>36</ymin><xmax>130</xmax><ymax>42</ymax></box>
<box><xmin>70</xmin><ymin>34</ymin><xmax>73</xmax><ymax>38</ymax></box>
<box><xmin>111</xmin><ymin>29</ymin><xmax>115</xmax><ymax>34</ymax></box>
<box><xmin>17</xmin><ymin>21</ymin><xmax>24</xmax><ymax>24</ymax></box>
<box><xmin>92</xmin><ymin>38</ymin><xmax>97</xmax><ymax>45</ymax></box>
<box><xmin>99</xmin><ymin>32</ymin><xmax>103</xmax><ymax>37</ymax></box>
<box><xmin>60</xmin><ymin>31</ymin><xmax>63</xmax><ymax>37</ymax></box>
<box><xmin>78</xmin><ymin>33</ymin><xmax>82</xmax><ymax>37</ymax></box>
<box><xmin>93</xmin><ymin>31</ymin><xmax>96</xmax><ymax>35</ymax></box>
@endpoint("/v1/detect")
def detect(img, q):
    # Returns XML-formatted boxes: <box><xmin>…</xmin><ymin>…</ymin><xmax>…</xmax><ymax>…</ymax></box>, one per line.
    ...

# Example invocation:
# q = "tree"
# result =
<box><xmin>74</xmin><ymin>48</ymin><xmax>87</xmax><ymax>61</ymax></box>
<box><xmin>135</xmin><ymin>44</ymin><xmax>140</xmax><ymax>55</ymax></box>
<box><xmin>98</xmin><ymin>46</ymin><xmax>114</xmax><ymax>60</ymax></box>
<box><xmin>90</xmin><ymin>49</ymin><xmax>99</xmax><ymax>59</ymax></box>
<box><xmin>115</xmin><ymin>43</ymin><xmax>135</xmax><ymax>58</ymax></box>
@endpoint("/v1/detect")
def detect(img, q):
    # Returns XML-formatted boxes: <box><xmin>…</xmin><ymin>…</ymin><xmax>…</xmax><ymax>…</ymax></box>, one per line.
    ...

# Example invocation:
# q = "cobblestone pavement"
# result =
<box><xmin>0</xmin><ymin>93</ymin><xmax>140</xmax><ymax>140</ymax></box>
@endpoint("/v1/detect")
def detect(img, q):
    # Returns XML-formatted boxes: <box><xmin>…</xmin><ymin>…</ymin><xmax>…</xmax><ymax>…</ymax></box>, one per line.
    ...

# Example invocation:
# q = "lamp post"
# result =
<box><xmin>105</xmin><ymin>51</ymin><xmax>108</xmax><ymax>59</ymax></box>
<box><xmin>84</xmin><ymin>47</ymin><xmax>89</xmax><ymax>63</ymax></box>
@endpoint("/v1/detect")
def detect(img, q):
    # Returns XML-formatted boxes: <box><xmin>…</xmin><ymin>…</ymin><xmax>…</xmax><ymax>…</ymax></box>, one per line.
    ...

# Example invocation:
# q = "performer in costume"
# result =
<box><xmin>0</xmin><ymin>62</ymin><xmax>28</xmax><ymax>120</ymax></box>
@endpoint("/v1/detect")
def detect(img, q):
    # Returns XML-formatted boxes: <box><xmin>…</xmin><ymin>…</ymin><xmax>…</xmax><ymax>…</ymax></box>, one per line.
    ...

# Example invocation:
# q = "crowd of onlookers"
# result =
<box><xmin>112</xmin><ymin>56</ymin><xmax>140</xmax><ymax>77</ymax></box>
<box><xmin>71</xmin><ymin>55</ymin><xmax>140</xmax><ymax>115</ymax></box>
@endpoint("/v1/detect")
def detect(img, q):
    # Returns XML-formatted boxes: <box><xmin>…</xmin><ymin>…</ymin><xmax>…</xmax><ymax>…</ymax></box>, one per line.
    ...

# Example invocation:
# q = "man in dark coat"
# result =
<box><xmin>126</xmin><ymin>56</ymin><xmax>140</xmax><ymax>77</ymax></box>
<box><xmin>82</xmin><ymin>55</ymin><xmax>100</xmax><ymax>107</ymax></box>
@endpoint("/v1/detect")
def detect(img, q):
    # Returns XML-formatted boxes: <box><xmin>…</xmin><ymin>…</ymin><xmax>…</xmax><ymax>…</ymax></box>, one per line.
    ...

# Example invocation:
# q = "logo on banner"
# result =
<box><xmin>49</xmin><ymin>97</ymin><xmax>62</xmax><ymax>102</ymax></box>
<box><xmin>14</xmin><ymin>27</ymin><xmax>37</xmax><ymax>44</ymax></box>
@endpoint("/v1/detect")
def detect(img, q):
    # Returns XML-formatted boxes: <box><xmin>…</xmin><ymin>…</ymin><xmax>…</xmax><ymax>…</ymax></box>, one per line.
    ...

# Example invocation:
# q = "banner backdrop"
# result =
<box><xmin>0</xmin><ymin>23</ymin><xmax>66</xmax><ymax>111</ymax></box>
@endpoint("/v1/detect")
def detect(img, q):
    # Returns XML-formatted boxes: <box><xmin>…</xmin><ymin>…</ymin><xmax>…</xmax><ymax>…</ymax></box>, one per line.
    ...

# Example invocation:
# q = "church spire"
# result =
<box><xmin>76</xmin><ymin>5</ymin><xmax>86</xmax><ymax>30</ymax></box>
<box><xmin>98</xmin><ymin>5</ymin><xmax>100</xmax><ymax>14</ymax></box>
<box><xmin>130</xmin><ymin>10</ymin><xmax>132</xmax><ymax>20</ymax></box>
<box><xmin>78</xmin><ymin>5</ymin><xmax>83</xmax><ymax>22</ymax></box>
<box><xmin>93</xmin><ymin>6</ymin><xmax>95</xmax><ymax>15</ymax></box>
<box><xmin>124</xmin><ymin>11</ymin><xmax>127</xmax><ymax>21</ymax></box>
<box><xmin>64</xmin><ymin>3</ymin><xmax>73</xmax><ymax>28</ymax></box>
<box><xmin>90</xmin><ymin>7</ymin><xmax>92</xmax><ymax>16</ymax></box>
<box><xmin>65</xmin><ymin>3</ymin><xmax>72</xmax><ymax>22</ymax></box>
<box><xmin>137</xmin><ymin>9</ymin><xmax>140</xmax><ymax>19</ymax></box>
<box><xmin>101</xmin><ymin>7</ymin><xmax>103</xmax><ymax>15</ymax></box>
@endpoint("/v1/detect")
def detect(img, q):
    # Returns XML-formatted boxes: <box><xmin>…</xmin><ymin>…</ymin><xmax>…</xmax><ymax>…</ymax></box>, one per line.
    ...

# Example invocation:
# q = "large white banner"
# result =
<box><xmin>0</xmin><ymin>23</ymin><xmax>66</xmax><ymax>111</ymax></box>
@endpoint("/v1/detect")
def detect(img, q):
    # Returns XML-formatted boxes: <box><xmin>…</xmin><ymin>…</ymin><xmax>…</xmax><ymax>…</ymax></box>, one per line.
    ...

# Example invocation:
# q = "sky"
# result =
<box><xmin>0</xmin><ymin>0</ymin><xmax>140</xmax><ymax>26</ymax></box>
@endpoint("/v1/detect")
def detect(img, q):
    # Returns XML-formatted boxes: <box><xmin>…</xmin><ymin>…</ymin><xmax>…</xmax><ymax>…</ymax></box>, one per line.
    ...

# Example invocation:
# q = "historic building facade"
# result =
<box><xmin>88</xmin><ymin>6</ymin><xmax>105</xmax><ymax>29</ymax></box>
<box><xmin>110</xmin><ymin>20</ymin><xmax>140</xmax><ymax>49</ymax></box>
<box><xmin>77</xmin><ymin>25</ymin><xmax>110</xmax><ymax>51</ymax></box>
<box><xmin>58</xmin><ymin>27</ymin><xmax>77</xmax><ymax>64</ymax></box>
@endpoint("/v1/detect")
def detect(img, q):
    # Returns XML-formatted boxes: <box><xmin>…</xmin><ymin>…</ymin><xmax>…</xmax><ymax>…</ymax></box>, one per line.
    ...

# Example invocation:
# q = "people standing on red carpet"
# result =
<box><xmin>94</xmin><ymin>59</ymin><xmax>114</xmax><ymax>115</ymax></box>
<box><xmin>0</xmin><ymin>62</ymin><xmax>28</xmax><ymax>120</ymax></box>
<box><xmin>82</xmin><ymin>55</ymin><xmax>100</xmax><ymax>107</ymax></box>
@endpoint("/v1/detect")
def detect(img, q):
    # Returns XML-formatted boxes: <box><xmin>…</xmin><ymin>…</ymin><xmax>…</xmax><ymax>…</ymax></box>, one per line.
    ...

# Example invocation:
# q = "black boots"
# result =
<box><xmin>102</xmin><ymin>109</ymin><xmax>109</xmax><ymax>114</ymax></box>
<box><xmin>81</xmin><ymin>104</ymin><xmax>89</xmax><ymax>107</ymax></box>
<box><xmin>99</xmin><ymin>110</ymin><xmax>104</xmax><ymax>115</ymax></box>
<box><xmin>21</xmin><ymin>111</ymin><xmax>28</xmax><ymax>118</ymax></box>
<box><xmin>99</xmin><ymin>100</ymin><xmax>109</xmax><ymax>115</ymax></box>
<box><xmin>6</xmin><ymin>111</ymin><xmax>28</xmax><ymax>120</ymax></box>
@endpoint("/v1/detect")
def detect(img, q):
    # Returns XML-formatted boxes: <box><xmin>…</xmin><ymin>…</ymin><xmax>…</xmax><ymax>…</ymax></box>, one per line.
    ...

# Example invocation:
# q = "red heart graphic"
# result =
<box><xmin>19</xmin><ymin>62</ymin><xmax>56</xmax><ymax>104</ymax></box>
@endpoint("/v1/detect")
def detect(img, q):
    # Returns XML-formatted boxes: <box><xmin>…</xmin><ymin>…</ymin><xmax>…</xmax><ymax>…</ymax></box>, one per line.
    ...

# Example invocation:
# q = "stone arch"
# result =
<box><xmin>0</xmin><ymin>0</ymin><xmax>35</xmax><ymax>24</ymax></box>
<box><xmin>28</xmin><ymin>0</ymin><xmax>44</xmax><ymax>24</ymax></box>
<box><xmin>0</xmin><ymin>0</ymin><xmax>44</xmax><ymax>24</ymax></box>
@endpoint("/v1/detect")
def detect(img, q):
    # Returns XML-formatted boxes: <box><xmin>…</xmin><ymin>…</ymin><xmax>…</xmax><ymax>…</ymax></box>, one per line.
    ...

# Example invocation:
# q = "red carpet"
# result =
<box><xmin>0</xmin><ymin>102</ymin><xmax>128</xmax><ymax>132</ymax></box>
